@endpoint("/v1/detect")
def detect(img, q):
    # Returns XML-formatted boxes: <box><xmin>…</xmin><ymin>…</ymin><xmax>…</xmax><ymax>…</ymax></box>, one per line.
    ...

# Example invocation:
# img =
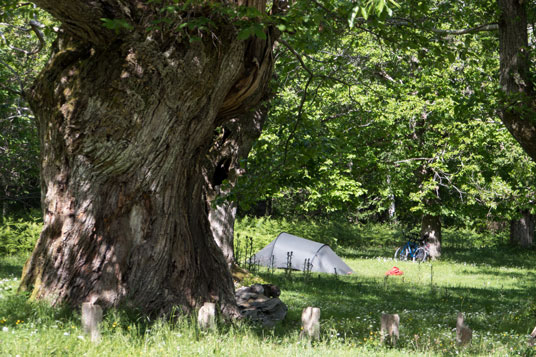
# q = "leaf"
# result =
<box><xmin>100</xmin><ymin>18</ymin><xmax>133</xmax><ymax>33</ymax></box>
<box><xmin>360</xmin><ymin>6</ymin><xmax>369</xmax><ymax>20</ymax></box>
<box><xmin>349</xmin><ymin>6</ymin><xmax>359</xmax><ymax>28</ymax></box>
<box><xmin>245</xmin><ymin>7</ymin><xmax>263</xmax><ymax>18</ymax></box>
<box><xmin>237</xmin><ymin>27</ymin><xmax>252</xmax><ymax>41</ymax></box>
<box><xmin>377</xmin><ymin>0</ymin><xmax>385</xmax><ymax>16</ymax></box>
<box><xmin>189</xmin><ymin>35</ymin><xmax>201</xmax><ymax>43</ymax></box>
<box><xmin>253</xmin><ymin>24</ymin><xmax>267</xmax><ymax>40</ymax></box>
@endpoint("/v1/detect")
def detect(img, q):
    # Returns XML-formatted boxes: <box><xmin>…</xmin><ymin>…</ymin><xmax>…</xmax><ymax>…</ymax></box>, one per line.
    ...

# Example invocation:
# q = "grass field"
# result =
<box><xmin>0</xmin><ymin>219</ymin><xmax>535</xmax><ymax>356</ymax></box>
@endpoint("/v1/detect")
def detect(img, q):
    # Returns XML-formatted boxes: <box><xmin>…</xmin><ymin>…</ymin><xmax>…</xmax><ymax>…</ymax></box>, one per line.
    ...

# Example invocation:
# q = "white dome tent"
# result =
<box><xmin>250</xmin><ymin>232</ymin><xmax>353</xmax><ymax>275</ymax></box>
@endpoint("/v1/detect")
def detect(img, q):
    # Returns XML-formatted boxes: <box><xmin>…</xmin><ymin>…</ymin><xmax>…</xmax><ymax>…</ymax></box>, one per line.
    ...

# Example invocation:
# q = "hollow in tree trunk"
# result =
<box><xmin>421</xmin><ymin>214</ymin><xmax>441</xmax><ymax>259</ymax></box>
<box><xmin>204</xmin><ymin>105</ymin><xmax>268</xmax><ymax>267</ymax></box>
<box><xmin>19</xmin><ymin>0</ymin><xmax>275</xmax><ymax>317</ymax></box>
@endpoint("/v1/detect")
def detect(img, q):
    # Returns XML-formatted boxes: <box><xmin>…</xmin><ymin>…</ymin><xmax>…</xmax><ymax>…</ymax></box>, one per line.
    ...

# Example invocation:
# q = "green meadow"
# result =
<box><xmin>1</xmin><ymin>218</ymin><xmax>535</xmax><ymax>356</ymax></box>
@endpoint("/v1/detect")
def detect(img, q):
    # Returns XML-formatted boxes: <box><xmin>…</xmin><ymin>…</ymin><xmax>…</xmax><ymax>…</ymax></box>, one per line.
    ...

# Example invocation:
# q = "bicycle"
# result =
<box><xmin>394</xmin><ymin>233</ymin><xmax>429</xmax><ymax>262</ymax></box>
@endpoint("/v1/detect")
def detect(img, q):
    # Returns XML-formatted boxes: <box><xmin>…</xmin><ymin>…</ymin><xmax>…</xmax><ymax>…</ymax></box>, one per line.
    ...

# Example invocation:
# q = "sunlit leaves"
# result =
<box><xmin>237</xmin><ymin>0</ymin><xmax>535</xmax><ymax>227</ymax></box>
<box><xmin>349</xmin><ymin>0</ymin><xmax>400</xmax><ymax>26</ymax></box>
<box><xmin>0</xmin><ymin>2</ymin><xmax>56</xmax><ymax>209</ymax></box>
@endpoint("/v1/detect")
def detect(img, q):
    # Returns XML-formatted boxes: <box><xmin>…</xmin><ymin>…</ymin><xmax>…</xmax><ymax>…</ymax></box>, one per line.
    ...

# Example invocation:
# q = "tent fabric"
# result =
<box><xmin>250</xmin><ymin>232</ymin><xmax>353</xmax><ymax>275</ymax></box>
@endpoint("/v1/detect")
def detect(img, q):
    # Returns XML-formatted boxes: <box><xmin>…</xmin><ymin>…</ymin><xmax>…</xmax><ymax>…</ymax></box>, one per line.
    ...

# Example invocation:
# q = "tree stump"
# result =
<box><xmin>300</xmin><ymin>307</ymin><xmax>320</xmax><ymax>340</ymax></box>
<box><xmin>81</xmin><ymin>302</ymin><xmax>102</xmax><ymax>342</ymax></box>
<box><xmin>198</xmin><ymin>302</ymin><xmax>217</xmax><ymax>330</ymax></box>
<box><xmin>456</xmin><ymin>312</ymin><xmax>472</xmax><ymax>346</ymax></box>
<box><xmin>380</xmin><ymin>313</ymin><xmax>400</xmax><ymax>345</ymax></box>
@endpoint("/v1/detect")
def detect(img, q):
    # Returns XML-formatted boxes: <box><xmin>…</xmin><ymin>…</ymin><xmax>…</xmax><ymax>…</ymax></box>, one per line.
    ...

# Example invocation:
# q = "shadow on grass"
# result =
<box><xmin>0</xmin><ymin>255</ymin><xmax>26</xmax><ymax>279</ymax></box>
<box><xmin>458</xmin><ymin>267</ymin><xmax>536</xmax><ymax>283</ymax></box>
<box><xmin>1</xmin><ymin>249</ymin><xmax>534</xmax><ymax>351</ymax></box>
<box><xmin>339</xmin><ymin>244</ymin><xmax>536</xmax><ymax>269</ymax></box>
<box><xmin>337</xmin><ymin>246</ymin><xmax>396</xmax><ymax>260</ymax></box>
<box><xmin>442</xmin><ymin>245</ymin><xmax>536</xmax><ymax>269</ymax></box>
<box><xmin>258</xmin><ymin>269</ymin><xmax>536</xmax><ymax>340</ymax></box>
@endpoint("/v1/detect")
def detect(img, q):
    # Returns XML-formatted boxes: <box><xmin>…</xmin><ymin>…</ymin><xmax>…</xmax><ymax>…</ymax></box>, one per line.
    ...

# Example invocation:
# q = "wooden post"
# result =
<box><xmin>81</xmin><ymin>302</ymin><xmax>103</xmax><ymax>342</ymax></box>
<box><xmin>380</xmin><ymin>313</ymin><xmax>400</xmax><ymax>345</ymax></box>
<box><xmin>456</xmin><ymin>312</ymin><xmax>472</xmax><ymax>346</ymax></box>
<box><xmin>528</xmin><ymin>326</ymin><xmax>536</xmax><ymax>346</ymax></box>
<box><xmin>300</xmin><ymin>307</ymin><xmax>320</xmax><ymax>340</ymax></box>
<box><xmin>198</xmin><ymin>302</ymin><xmax>216</xmax><ymax>330</ymax></box>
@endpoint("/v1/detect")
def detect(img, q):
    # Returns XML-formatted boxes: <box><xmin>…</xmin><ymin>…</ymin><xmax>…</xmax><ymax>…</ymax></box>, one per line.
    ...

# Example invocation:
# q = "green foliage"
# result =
<box><xmin>0</xmin><ymin>2</ymin><xmax>56</xmax><ymax>213</ymax></box>
<box><xmin>234</xmin><ymin>217</ymin><xmax>507</xmax><ymax>259</ymax></box>
<box><xmin>144</xmin><ymin>1</ymin><xmax>272</xmax><ymax>42</ymax></box>
<box><xmin>0</xmin><ymin>212</ymin><xmax>41</xmax><ymax>255</ymax></box>
<box><xmin>235</xmin><ymin>216</ymin><xmax>355</xmax><ymax>254</ymax></box>
<box><xmin>349</xmin><ymin>0</ymin><xmax>400</xmax><ymax>24</ymax></box>
<box><xmin>235</xmin><ymin>0</ymin><xmax>535</xmax><ymax>230</ymax></box>
<box><xmin>100</xmin><ymin>18</ymin><xmax>133</xmax><ymax>33</ymax></box>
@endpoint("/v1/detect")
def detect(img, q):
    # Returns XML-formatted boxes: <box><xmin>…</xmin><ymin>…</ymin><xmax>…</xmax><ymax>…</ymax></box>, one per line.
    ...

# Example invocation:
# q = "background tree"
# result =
<box><xmin>497</xmin><ymin>0</ymin><xmax>536</xmax><ymax>161</ymax></box>
<box><xmin>236</xmin><ymin>0</ymin><xmax>536</xmax><ymax>256</ymax></box>
<box><xmin>0</xmin><ymin>2</ymin><xmax>54</xmax><ymax>222</ymax></box>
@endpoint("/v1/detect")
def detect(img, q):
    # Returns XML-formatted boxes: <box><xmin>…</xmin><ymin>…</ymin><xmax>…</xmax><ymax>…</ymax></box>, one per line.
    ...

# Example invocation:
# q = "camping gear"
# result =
<box><xmin>385</xmin><ymin>266</ymin><xmax>403</xmax><ymax>276</ymax></box>
<box><xmin>250</xmin><ymin>232</ymin><xmax>353</xmax><ymax>275</ymax></box>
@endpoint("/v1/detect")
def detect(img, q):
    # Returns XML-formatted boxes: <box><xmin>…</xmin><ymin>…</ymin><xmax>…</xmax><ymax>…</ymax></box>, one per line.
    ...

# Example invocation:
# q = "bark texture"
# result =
<box><xmin>498</xmin><ymin>0</ymin><xmax>536</xmax><ymax>161</ymax></box>
<box><xmin>421</xmin><ymin>214</ymin><xmax>441</xmax><ymax>259</ymax></box>
<box><xmin>510</xmin><ymin>209</ymin><xmax>534</xmax><ymax>248</ymax></box>
<box><xmin>204</xmin><ymin>105</ymin><xmax>268</xmax><ymax>267</ymax></box>
<box><xmin>20</xmin><ymin>0</ymin><xmax>275</xmax><ymax>316</ymax></box>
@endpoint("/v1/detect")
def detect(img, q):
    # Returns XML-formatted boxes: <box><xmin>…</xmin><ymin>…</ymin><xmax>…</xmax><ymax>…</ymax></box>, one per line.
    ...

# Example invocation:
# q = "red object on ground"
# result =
<box><xmin>385</xmin><ymin>266</ymin><xmax>403</xmax><ymax>276</ymax></box>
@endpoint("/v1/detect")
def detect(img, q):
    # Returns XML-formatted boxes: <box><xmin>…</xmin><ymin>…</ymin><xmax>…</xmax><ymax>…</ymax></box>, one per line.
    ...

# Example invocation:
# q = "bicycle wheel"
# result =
<box><xmin>394</xmin><ymin>247</ymin><xmax>408</xmax><ymax>261</ymax></box>
<box><xmin>413</xmin><ymin>247</ymin><xmax>428</xmax><ymax>262</ymax></box>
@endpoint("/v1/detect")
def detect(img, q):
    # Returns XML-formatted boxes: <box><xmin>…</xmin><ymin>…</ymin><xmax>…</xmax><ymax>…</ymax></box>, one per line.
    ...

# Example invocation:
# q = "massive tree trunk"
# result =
<box><xmin>498</xmin><ymin>0</ymin><xmax>536</xmax><ymax>161</ymax></box>
<box><xmin>19</xmin><ymin>0</ymin><xmax>275</xmax><ymax>316</ymax></box>
<box><xmin>510</xmin><ymin>209</ymin><xmax>534</xmax><ymax>248</ymax></box>
<box><xmin>421</xmin><ymin>214</ymin><xmax>441</xmax><ymax>259</ymax></box>
<box><xmin>204</xmin><ymin>105</ymin><xmax>268</xmax><ymax>267</ymax></box>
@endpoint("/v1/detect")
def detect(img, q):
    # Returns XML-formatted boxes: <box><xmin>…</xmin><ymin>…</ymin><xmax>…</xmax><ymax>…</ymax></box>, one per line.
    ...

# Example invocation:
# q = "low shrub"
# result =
<box><xmin>0</xmin><ymin>211</ymin><xmax>42</xmax><ymax>255</ymax></box>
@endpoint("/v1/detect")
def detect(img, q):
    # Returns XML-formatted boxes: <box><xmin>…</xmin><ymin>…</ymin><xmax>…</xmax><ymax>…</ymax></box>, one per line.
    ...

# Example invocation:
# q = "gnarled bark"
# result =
<box><xmin>204</xmin><ymin>105</ymin><xmax>268</xmax><ymax>267</ymax></box>
<box><xmin>20</xmin><ymin>0</ymin><xmax>275</xmax><ymax>316</ymax></box>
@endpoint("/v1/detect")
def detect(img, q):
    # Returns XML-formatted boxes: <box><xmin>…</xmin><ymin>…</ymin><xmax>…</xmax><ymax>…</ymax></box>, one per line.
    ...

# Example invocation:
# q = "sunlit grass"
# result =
<box><xmin>0</xmin><ymin>217</ymin><xmax>535</xmax><ymax>356</ymax></box>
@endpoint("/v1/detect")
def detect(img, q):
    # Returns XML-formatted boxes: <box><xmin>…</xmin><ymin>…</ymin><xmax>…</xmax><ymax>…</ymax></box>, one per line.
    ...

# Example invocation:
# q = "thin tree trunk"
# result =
<box><xmin>386</xmin><ymin>175</ymin><xmax>396</xmax><ymax>223</ymax></box>
<box><xmin>19</xmin><ymin>1</ymin><xmax>275</xmax><ymax>316</ymax></box>
<box><xmin>0</xmin><ymin>201</ymin><xmax>5</xmax><ymax>225</ymax></box>
<box><xmin>421</xmin><ymin>214</ymin><xmax>441</xmax><ymax>259</ymax></box>
<box><xmin>1</xmin><ymin>194</ymin><xmax>7</xmax><ymax>224</ymax></box>
<box><xmin>510</xmin><ymin>210</ymin><xmax>534</xmax><ymax>248</ymax></box>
